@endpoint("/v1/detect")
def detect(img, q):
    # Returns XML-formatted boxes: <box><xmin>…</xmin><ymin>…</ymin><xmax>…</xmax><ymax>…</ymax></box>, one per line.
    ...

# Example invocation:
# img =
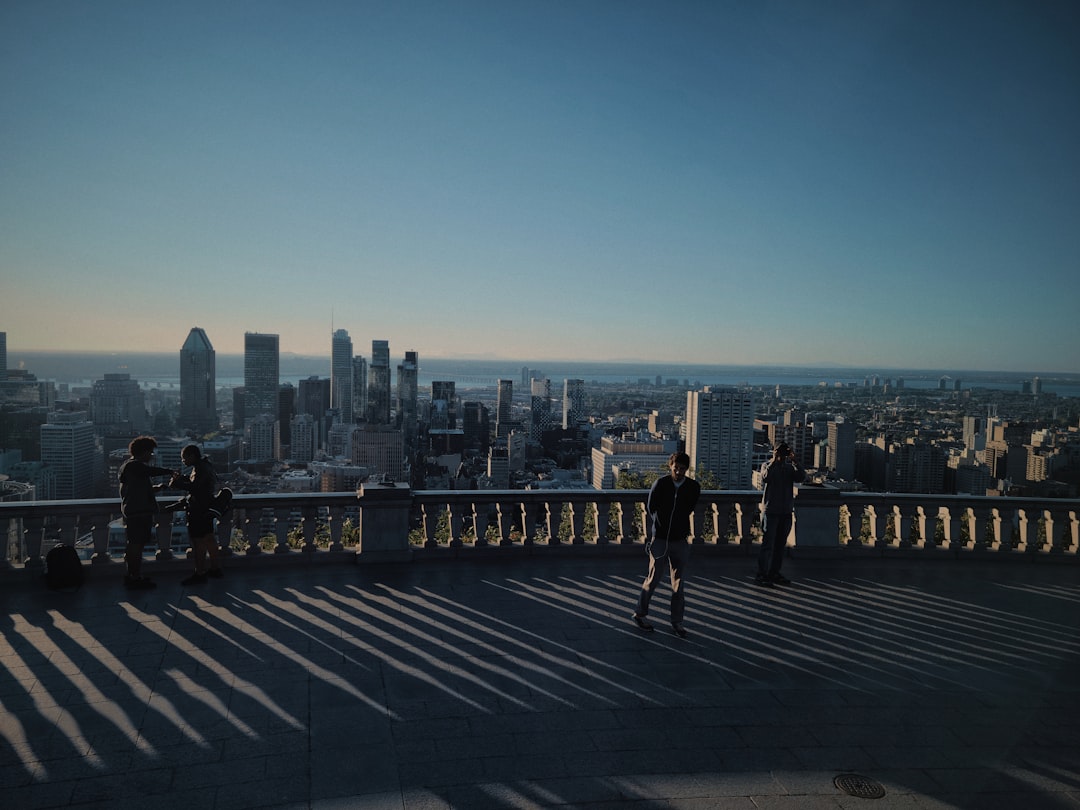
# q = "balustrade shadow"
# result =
<box><xmin>1</xmin><ymin>556</ymin><xmax>1078</xmax><ymax>808</ymax></box>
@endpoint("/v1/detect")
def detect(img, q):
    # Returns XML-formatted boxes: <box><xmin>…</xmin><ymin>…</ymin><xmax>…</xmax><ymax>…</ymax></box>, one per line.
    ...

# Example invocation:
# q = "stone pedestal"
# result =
<box><xmin>356</xmin><ymin>483</ymin><xmax>413</xmax><ymax>562</ymax></box>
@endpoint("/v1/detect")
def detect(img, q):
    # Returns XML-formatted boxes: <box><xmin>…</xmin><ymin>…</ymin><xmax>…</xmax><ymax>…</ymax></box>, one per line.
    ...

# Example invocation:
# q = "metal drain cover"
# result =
<box><xmin>834</xmin><ymin>773</ymin><xmax>886</xmax><ymax>799</ymax></box>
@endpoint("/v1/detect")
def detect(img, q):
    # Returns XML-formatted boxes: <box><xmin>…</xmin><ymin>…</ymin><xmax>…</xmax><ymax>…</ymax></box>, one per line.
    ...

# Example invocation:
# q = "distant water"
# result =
<box><xmin>8</xmin><ymin>350</ymin><xmax>1080</xmax><ymax>397</ymax></box>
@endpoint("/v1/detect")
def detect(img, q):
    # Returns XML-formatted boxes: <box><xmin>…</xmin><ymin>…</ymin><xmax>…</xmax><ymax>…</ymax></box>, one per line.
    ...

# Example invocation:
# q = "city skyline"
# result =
<box><xmin>2</xmin><ymin>2</ymin><xmax>1078</xmax><ymax>373</ymax></box>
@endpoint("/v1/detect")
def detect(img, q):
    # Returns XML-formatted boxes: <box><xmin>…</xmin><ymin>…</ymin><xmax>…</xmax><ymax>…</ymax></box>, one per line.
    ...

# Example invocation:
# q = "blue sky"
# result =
<box><xmin>2</xmin><ymin>1</ymin><xmax>1078</xmax><ymax>372</ymax></box>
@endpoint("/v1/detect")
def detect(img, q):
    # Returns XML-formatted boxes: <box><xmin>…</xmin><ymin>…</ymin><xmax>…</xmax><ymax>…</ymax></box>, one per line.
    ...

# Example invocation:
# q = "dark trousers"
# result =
<box><xmin>758</xmin><ymin>511</ymin><xmax>794</xmax><ymax>578</ymax></box>
<box><xmin>124</xmin><ymin>514</ymin><xmax>154</xmax><ymax>578</ymax></box>
<box><xmin>636</xmin><ymin>539</ymin><xmax>689</xmax><ymax>625</ymax></box>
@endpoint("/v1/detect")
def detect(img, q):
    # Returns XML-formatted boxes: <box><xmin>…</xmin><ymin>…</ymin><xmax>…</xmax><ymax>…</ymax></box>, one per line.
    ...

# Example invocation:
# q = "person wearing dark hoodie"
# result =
<box><xmin>166</xmin><ymin>444</ymin><xmax>223</xmax><ymax>585</ymax></box>
<box><xmin>755</xmin><ymin>441</ymin><xmax>806</xmax><ymax>587</ymax></box>
<box><xmin>632</xmin><ymin>451</ymin><xmax>701</xmax><ymax>638</ymax></box>
<box><xmin>118</xmin><ymin>435</ymin><xmax>175</xmax><ymax>590</ymax></box>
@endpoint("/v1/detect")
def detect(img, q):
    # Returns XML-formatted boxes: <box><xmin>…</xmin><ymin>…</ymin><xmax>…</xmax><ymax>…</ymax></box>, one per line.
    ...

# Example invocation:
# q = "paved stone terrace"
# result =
<box><xmin>2</xmin><ymin>553</ymin><xmax>1079</xmax><ymax>809</ymax></box>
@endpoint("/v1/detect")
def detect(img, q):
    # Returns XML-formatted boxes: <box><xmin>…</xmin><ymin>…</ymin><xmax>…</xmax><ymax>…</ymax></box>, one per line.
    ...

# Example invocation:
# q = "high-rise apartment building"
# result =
<box><xmin>243</xmin><ymin>332</ymin><xmax>279</xmax><ymax>425</ymax></box>
<box><xmin>278</xmin><ymin>383</ymin><xmax>295</xmax><ymax>449</ymax></box>
<box><xmin>179</xmin><ymin>327</ymin><xmax>218</xmax><ymax>434</ymax></box>
<box><xmin>40</xmin><ymin>411</ymin><xmax>96</xmax><ymax>499</ymax></box>
<box><xmin>246</xmin><ymin>413</ymin><xmax>279</xmax><ymax>461</ymax></box>
<box><xmin>563</xmin><ymin>379</ymin><xmax>586</xmax><ymax>429</ymax></box>
<box><xmin>331</xmin><ymin>329</ymin><xmax>353</xmax><ymax>424</ymax></box>
<box><xmin>827</xmin><ymin>420</ymin><xmax>856</xmax><ymax>480</ymax></box>
<box><xmin>290</xmin><ymin>413</ymin><xmax>317</xmax><ymax>463</ymax></box>
<box><xmin>891</xmin><ymin>439</ymin><xmax>945</xmax><ymax>494</ymax></box>
<box><xmin>367</xmin><ymin>340</ymin><xmax>391</xmax><ymax>424</ymax></box>
<box><xmin>90</xmin><ymin>373</ymin><xmax>148</xmax><ymax>436</ymax></box>
<box><xmin>685</xmin><ymin>387</ymin><xmax>755</xmax><ymax>489</ymax></box>
<box><xmin>298</xmin><ymin>376</ymin><xmax>331</xmax><ymax>448</ymax></box>
<box><xmin>590</xmin><ymin>437</ymin><xmax>670</xmax><ymax>489</ymax></box>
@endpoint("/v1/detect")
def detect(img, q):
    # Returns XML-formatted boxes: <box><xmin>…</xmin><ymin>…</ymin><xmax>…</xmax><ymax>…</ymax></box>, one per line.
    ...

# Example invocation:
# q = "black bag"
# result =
<box><xmin>209</xmin><ymin>487</ymin><xmax>233</xmax><ymax>519</ymax></box>
<box><xmin>45</xmin><ymin>544</ymin><xmax>84</xmax><ymax>591</ymax></box>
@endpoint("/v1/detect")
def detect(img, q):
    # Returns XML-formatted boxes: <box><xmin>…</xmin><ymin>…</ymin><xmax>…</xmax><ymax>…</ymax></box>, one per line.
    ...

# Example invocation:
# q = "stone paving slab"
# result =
<box><xmin>2</xmin><ymin>554</ymin><xmax>1079</xmax><ymax>808</ymax></box>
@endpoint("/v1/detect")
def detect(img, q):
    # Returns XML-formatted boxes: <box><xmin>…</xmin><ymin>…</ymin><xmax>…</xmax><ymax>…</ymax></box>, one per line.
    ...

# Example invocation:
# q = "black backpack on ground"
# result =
<box><xmin>209</xmin><ymin>487</ymin><xmax>233</xmax><ymax>519</ymax></box>
<box><xmin>45</xmin><ymin>544</ymin><xmax>84</xmax><ymax>591</ymax></box>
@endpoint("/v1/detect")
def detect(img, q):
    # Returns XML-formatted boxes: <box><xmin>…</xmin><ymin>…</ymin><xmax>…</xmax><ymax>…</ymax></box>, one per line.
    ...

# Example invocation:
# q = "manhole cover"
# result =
<box><xmin>834</xmin><ymin>773</ymin><xmax>886</xmax><ymax>799</ymax></box>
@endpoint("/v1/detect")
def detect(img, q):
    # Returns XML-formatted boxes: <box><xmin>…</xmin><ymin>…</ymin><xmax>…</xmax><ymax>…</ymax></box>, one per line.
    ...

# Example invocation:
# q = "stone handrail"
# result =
<box><xmin>2</xmin><ymin>486</ymin><xmax>1077</xmax><ymax>576</ymax></box>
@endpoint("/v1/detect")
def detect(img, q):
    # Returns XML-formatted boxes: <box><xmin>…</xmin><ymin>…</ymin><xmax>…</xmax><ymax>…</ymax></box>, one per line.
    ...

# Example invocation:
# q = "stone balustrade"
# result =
<box><xmin>3</xmin><ymin>486</ymin><xmax>1077</xmax><ymax>577</ymax></box>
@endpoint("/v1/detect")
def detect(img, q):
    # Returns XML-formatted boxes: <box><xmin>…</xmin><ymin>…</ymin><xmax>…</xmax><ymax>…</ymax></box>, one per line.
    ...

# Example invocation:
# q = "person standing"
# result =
<box><xmin>118</xmin><ymin>435</ymin><xmax>175</xmax><ymax>590</ymax></box>
<box><xmin>168</xmin><ymin>444</ymin><xmax>223</xmax><ymax>586</ymax></box>
<box><xmin>755</xmin><ymin>442</ymin><xmax>806</xmax><ymax>586</ymax></box>
<box><xmin>632</xmin><ymin>452</ymin><xmax>701</xmax><ymax>638</ymax></box>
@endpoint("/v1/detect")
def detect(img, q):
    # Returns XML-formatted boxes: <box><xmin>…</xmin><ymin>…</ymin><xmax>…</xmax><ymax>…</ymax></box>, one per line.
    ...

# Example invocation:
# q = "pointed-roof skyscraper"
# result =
<box><xmin>179</xmin><ymin>327</ymin><xmax>219</xmax><ymax>434</ymax></box>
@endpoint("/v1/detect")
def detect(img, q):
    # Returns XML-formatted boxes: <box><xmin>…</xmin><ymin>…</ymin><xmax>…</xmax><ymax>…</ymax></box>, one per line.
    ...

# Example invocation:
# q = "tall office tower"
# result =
<box><xmin>40</xmin><ymin>412</ymin><xmax>96</xmax><ymax>499</ymax></box>
<box><xmin>90</xmin><ymin>373</ymin><xmax>148</xmax><ymax>435</ymax></box>
<box><xmin>0</xmin><ymin>331</ymin><xmax>6</xmax><ymax>381</ymax></box>
<box><xmin>351</xmin><ymin>424</ymin><xmax>404</xmax><ymax>480</ymax></box>
<box><xmin>396</xmin><ymin>351</ymin><xmax>418</xmax><ymax>437</ymax></box>
<box><xmin>298</xmin><ymin>376</ymin><xmax>331</xmax><ymax>447</ymax></box>
<box><xmin>962</xmin><ymin>415</ymin><xmax>985</xmax><ymax>452</ymax></box>
<box><xmin>351</xmin><ymin>356</ymin><xmax>368</xmax><ymax>423</ymax></box>
<box><xmin>530</xmin><ymin>378</ymin><xmax>552</xmax><ymax>440</ymax></box>
<box><xmin>367</xmin><ymin>340</ymin><xmax>391</xmax><ymax>424</ymax></box>
<box><xmin>685</xmin><ymin>387</ymin><xmax>755</xmax><ymax>489</ymax></box>
<box><xmin>246</xmin><ymin>413</ymin><xmax>280</xmax><ymax>461</ymax></box>
<box><xmin>827</xmin><ymin>419</ymin><xmax>856</xmax><ymax>480</ymax></box>
<box><xmin>521</xmin><ymin>366</ymin><xmax>531</xmax><ymax>387</ymax></box>
<box><xmin>290</xmin><ymin>413</ymin><xmax>316</xmax><ymax>463</ymax></box>
<box><xmin>431</xmin><ymin>381</ymin><xmax>456</xmax><ymax>429</ymax></box>
<box><xmin>331</xmin><ymin>329</ymin><xmax>354</xmax><ymax>424</ymax></box>
<box><xmin>495</xmin><ymin>379</ymin><xmax>513</xmax><ymax>438</ymax></box>
<box><xmin>244</xmin><ymin>332</ymin><xmax>279</xmax><ymax>425</ymax></box>
<box><xmin>563</xmin><ymin>378</ymin><xmax>586</xmax><ymax>429</ymax></box>
<box><xmin>1032</xmin><ymin>376</ymin><xmax>1042</xmax><ymax>395</ymax></box>
<box><xmin>179</xmin><ymin>327</ymin><xmax>218</xmax><ymax>434</ymax></box>
<box><xmin>278</xmin><ymin>383</ymin><xmax>295</xmax><ymax>448</ymax></box>
<box><xmin>462</xmin><ymin>401</ymin><xmax>490</xmax><ymax>453</ymax></box>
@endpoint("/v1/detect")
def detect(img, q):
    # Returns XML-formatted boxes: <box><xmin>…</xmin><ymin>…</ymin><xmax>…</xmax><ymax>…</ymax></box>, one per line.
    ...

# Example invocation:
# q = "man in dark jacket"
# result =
<box><xmin>756</xmin><ymin>442</ymin><xmax>806</xmax><ymax>586</ymax></box>
<box><xmin>633</xmin><ymin>451</ymin><xmax>701</xmax><ymax>638</ymax></box>
<box><xmin>118</xmin><ymin>435</ymin><xmax>175</xmax><ymax>590</ymax></box>
<box><xmin>167</xmin><ymin>444</ymin><xmax>223</xmax><ymax>586</ymax></box>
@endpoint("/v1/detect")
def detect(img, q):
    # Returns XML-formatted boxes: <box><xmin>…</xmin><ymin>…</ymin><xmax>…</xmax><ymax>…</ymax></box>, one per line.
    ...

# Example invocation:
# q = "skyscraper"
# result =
<box><xmin>685</xmin><ymin>387</ymin><xmax>755</xmax><ymax>488</ymax></box>
<box><xmin>431</xmin><ymin>381</ymin><xmax>456</xmax><ymax>429</ymax></box>
<box><xmin>179</xmin><ymin>327</ymin><xmax>218</xmax><ymax>434</ymax></box>
<box><xmin>0</xmin><ymin>331</ymin><xmax>7</xmax><ymax>381</ymax></box>
<box><xmin>331</xmin><ymin>329</ymin><xmax>353</xmax><ymax>424</ymax></box>
<box><xmin>827</xmin><ymin>419</ymin><xmax>856</xmax><ymax>480</ymax></box>
<box><xmin>563</xmin><ymin>379</ymin><xmax>586</xmax><ymax>429</ymax></box>
<box><xmin>367</xmin><ymin>339</ymin><xmax>391</xmax><ymax>425</ymax></box>
<box><xmin>530</xmin><ymin>378</ymin><xmax>552</xmax><ymax>440</ymax></box>
<box><xmin>40</xmin><ymin>411</ymin><xmax>96</xmax><ymax>499</ymax></box>
<box><xmin>352</xmin><ymin>355</ymin><xmax>368</xmax><ymax>423</ymax></box>
<box><xmin>90</xmin><ymin>373</ymin><xmax>148</xmax><ymax>436</ymax></box>
<box><xmin>496</xmin><ymin>379</ymin><xmax>513</xmax><ymax>438</ymax></box>
<box><xmin>244</xmin><ymin>332</ymin><xmax>279</xmax><ymax>425</ymax></box>
<box><xmin>397</xmin><ymin>350</ymin><xmax>418</xmax><ymax>439</ymax></box>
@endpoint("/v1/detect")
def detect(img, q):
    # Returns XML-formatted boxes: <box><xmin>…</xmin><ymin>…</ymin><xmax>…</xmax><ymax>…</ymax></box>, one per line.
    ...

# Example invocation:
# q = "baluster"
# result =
<box><xmin>154</xmin><ymin>511</ymin><xmax>175</xmax><ymax>561</ymax></box>
<box><xmin>866</xmin><ymin>503</ymin><xmax>886</xmax><ymax>548</ymax></box>
<box><xmin>569</xmin><ymin>500</ymin><xmax>586</xmax><ymax>545</ymax></box>
<box><xmin>496</xmin><ymin>500</ymin><xmax>514</xmax><ymax>546</ymax></box>
<box><xmin>519</xmin><ymin>500</ymin><xmax>539</xmax><ymax>546</ymax></box>
<box><xmin>1041</xmin><ymin>508</ymin><xmax>1061</xmax><ymax>554</ymax></box>
<box><xmin>272</xmin><ymin>507</ymin><xmax>292</xmax><ymax>554</ymax></box>
<box><xmin>448</xmin><ymin>501</ymin><xmax>464</xmax><ymax>548</ymax></box>
<box><xmin>88</xmin><ymin>508</ymin><xmax>114</xmax><ymax>565</ymax></box>
<box><xmin>939</xmin><ymin>505</ymin><xmax>958</xmax><ymax>551</ymax></box>
<box><xmin>422</xmin><ymin>504</ymin><xmax>439</xmax><ymax>548</ymax></box>
<box><xmin>595</xmin><ymin>500</ymin><xmax>612</xmax><ymax>547</ymax></box>
<box><xmin>23</xmin><ymin>515</ymin><xmax>45</xmax><ymax>570</ymax></box>
<box><xmin>473</xmin><ymin>501</ymin><xmax>491</xmax><ymax>547</ymax></box>
<box><xmin>1065</xmin><ymin>510</ymin><xmax>1079</xmax><ymax>555</ymax></box>
<box><xmin>301</xmin><ymin>506</ymin><xmax>318</xmax><ymax>553</ymax></box>
<box><xmin>989</xmin><ymin>504</ymin><xmax>1014</xmax><ymax>552</ymax></box>
<box><xmin>967</xmin><ymin>505</ymin><xmax>992</xmax><ymax>551</ymax></box>
<box><xmin>326</xmin><ymin>505</ymin><xmax>345</xmax><ymax>551</ymax></box>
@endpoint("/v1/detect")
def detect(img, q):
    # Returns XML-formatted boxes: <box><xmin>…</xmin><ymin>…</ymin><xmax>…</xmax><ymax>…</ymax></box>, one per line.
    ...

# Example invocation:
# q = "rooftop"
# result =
<box><xmin>2</xmin><ymin>552</ymin><xmax>1078</xmax><ymax>809</ymax></box>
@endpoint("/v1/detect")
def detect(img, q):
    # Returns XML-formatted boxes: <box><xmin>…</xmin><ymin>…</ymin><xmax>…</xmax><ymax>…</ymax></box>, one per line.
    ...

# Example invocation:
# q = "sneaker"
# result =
<box><xmin>181</xmin><ymin>572</ymin><xmax>208</xmax><ymax>586</ymax></box>
<box><xmin>770</xmin><ymin>573</ymin><xmax>792</xmax><ymax>586</ymax></box>
<box><xmin>124</xmin><ymin>576</ymin><xmax>157</xmax><ymax>590</ymax></box>
<box><xmin>672</xmin><ymin>623</ymin><xmax>688</xmax><ymax>638</ymax></box>
<box><xmin>754</xmin><ymin>574</ymin><xmax>774</xmax><ymax>588</ymax></box>
<box><xmin>632</xmin><ymin>613</ymin><xmax>654</xmax><ymax>632</ymax></box>
<box><xmin>207</xmin><ymin>567</ymin><xmax>224</xmax><ymax>579</ymax></box>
